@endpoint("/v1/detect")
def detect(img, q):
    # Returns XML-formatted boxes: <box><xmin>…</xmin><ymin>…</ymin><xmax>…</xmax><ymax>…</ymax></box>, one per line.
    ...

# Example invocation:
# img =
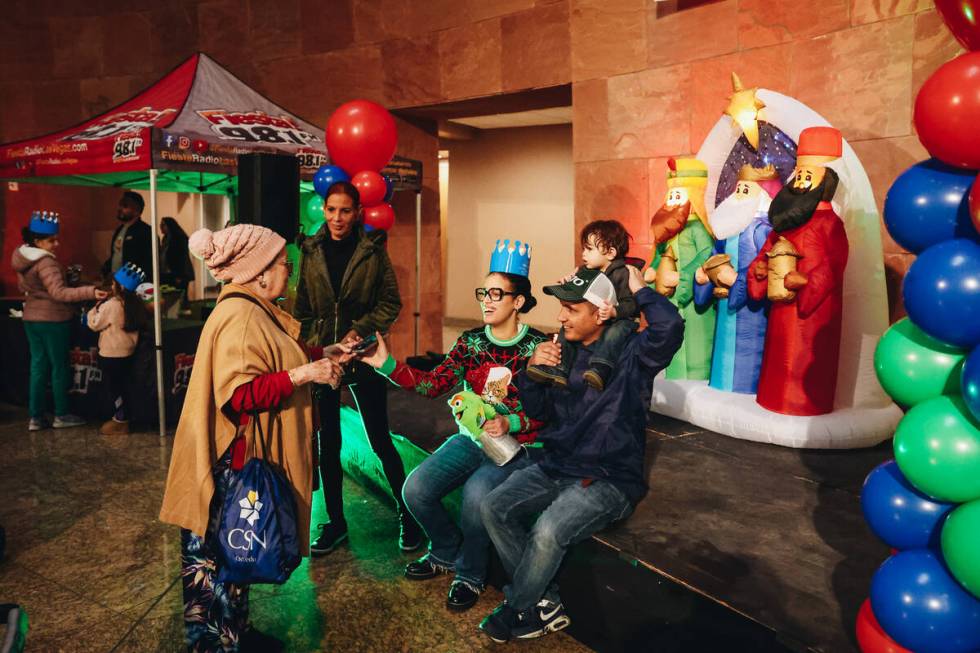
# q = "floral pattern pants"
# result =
<box><xmin>180</xmin><ymin>449</ymin><xmax>251</xmax><ymax>652</ymax></box>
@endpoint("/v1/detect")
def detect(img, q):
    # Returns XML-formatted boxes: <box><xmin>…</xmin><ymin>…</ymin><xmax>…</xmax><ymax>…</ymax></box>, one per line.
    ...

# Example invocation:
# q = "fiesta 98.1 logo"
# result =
<box><xmin>197</xmin><ymin>109</ymin><xmax>318</xmax><ymax>145</ymax></box>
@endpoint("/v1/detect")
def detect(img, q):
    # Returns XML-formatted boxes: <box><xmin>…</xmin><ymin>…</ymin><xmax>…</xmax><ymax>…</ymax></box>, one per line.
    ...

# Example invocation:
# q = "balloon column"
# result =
<box><xmin>306</xmin><ymin>100</ymin><xmax>399</xmax><ymax>235</ymax></box>
<box><xmin>858</xmin><ymin>15</ymin><xmax>980</xmax><ymax>653</ymax></box>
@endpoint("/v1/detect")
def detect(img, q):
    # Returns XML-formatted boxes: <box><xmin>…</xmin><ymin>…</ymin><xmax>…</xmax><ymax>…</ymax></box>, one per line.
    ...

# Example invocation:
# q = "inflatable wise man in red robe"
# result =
<box><xmin>747</xmin><ymin>126</ymin><xmax>849</xmax><ymax>416</ymax></box>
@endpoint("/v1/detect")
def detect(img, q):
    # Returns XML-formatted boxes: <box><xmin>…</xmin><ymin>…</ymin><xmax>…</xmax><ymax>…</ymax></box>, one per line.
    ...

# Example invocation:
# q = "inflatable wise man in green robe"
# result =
<box><xmin>644</xmin><ymin>157</ymin><xmax>716</xmax><ymax>380</ymax></box>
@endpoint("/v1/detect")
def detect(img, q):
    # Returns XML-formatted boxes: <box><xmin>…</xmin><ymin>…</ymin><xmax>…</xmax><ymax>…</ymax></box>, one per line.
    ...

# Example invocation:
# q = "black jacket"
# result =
<box><xmin>102</xmin><ymin>219</ymin><xmax>153</xmax><ymax>278</ymax></box>
<box><xmin>161</xmin><ymin>233</ymin><xmax>195</xmax><ymax>284</ymax></box>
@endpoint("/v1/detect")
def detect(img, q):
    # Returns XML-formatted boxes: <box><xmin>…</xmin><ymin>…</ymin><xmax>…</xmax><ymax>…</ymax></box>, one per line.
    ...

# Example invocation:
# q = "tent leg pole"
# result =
<box><xmin>414</xmin><ymin>190</ymin><xmax>421</xmax><ymax>357</ymax></box>
<box><xmin>149</xmin><ymin>169</ymin><xmax>166</xmax><ymax>438</ymax></box>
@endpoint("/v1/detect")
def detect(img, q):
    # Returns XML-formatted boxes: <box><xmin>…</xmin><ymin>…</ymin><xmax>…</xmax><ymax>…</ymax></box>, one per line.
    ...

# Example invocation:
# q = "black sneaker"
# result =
<box><xmin>525</xmin><ymin>364</ymin><xmax>569</xmax><ymax>389</ymax></box>
<box><xmin>310</xmin><ymin>522</ymin><xmax>348</xmax><ymax>557</ymax></box>
<box><xmin>240</xmin><ymin>626</ymin><xmax>284</xmax><ymax>653</ymax></box>
<box><xmin>479</xmin><ymin>602</ymin><xmax>520</xmax><ymax>644</ymax></box>
<box><xmin>582</xmin><ymin>362</ymin><xmax>613</xmax><ymax>391</ymax></box>
<box><xmin>446</xmin><ymin>580</ymin><xmax>481</xmax><ymax>612</ymax></box>
<box><xmin>512</xmin><ymin>598</ymin><xmax>571</xmax><ymax>639</ymax></box>
<box><xmin>404</xmin><ymin>553</ymin><xmax>453</xmax><ymax>581</ymax></box>
<box><xmin>399</xmin><ymin>511</ymin><xmax>425</xmax><ymax>552</ymax></box>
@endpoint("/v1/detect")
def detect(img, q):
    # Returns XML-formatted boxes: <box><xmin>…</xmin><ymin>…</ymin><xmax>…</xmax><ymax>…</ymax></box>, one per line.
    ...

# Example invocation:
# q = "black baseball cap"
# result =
<box><xmin>543</xmin><ymin>268</ymin><xmax>618</xmax><ymax>307</ymax></box>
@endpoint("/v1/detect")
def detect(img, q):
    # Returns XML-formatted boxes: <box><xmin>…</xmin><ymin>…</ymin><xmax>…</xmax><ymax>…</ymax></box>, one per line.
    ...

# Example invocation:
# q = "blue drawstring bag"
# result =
<box><xmin>215</xmin><ymin>386</ymin><xmax>301</xmax><ymax>585</ymax></box>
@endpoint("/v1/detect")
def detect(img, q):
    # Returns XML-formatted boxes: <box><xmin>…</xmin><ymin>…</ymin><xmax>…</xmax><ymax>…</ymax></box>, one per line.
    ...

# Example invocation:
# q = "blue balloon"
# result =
<box><xmin>884</xmin><ymin>159</ymin><xmax>978</xmax><ymax>254</ymax></box>
<box><xmin>383</xmin><ymin>174</ymin><xmax>395</xmax><ymax>203</ymax></box>
<box><xmin>903</xmin><ymin>238</ymin><xmax>980</xmax><ymax>347</ymax></box>
<box><xmin>861</xmin><ymin>460</ymin><xmax>955</xmax><ymax>549</ymax></box>
<box><xmin>962</xmin><ymin>346</ymin><xmax>980</xmax><ymax>423</ymax></box>
<box><xmin>313</xmin><ymin>164</ymin><xmax>349</xmax><ymax>197</ymax></box>
<box><xmin>870</xmin><ymin>550</ymin><xmax>980</xmax><ymax>653</ymax></box>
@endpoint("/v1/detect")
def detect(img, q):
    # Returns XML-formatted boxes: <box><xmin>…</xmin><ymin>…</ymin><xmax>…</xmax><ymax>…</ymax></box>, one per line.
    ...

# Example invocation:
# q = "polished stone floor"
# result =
<box><xmin>0</xmin><ymin>403</ymin><xmax>591</xmax><ymax>653</ymax></box>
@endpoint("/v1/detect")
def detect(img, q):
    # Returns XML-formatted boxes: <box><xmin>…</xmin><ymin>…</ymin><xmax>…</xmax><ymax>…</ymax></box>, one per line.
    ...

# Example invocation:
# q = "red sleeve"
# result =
<box><xmin>227</xmin><ymin>371</ymin><xmax>295</xmax><ymax>425</ymax></box>
<box><xmin>305</xmin><ymin>344</ymin><xmax>324</xmax><ymax>360</ymax></box>
<box><xmin>747</xmin><ymin>232</ymin><xmax>776</xmax><ymax>302</ymax></box>
<box><xmin>384</xmin><ymin>336</ymin><xmax>468</xmax><ymax>398</ymax></box>
<box><xmin>796</xmin><ymin>216</ymin><xmax>849</xmax><ymax>319</ymax></box>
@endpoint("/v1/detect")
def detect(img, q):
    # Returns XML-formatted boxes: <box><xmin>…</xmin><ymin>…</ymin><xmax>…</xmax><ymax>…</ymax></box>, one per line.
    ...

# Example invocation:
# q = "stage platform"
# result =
<box><xmin>341</xmin><ymin>387</ymin><xmax>892</xmax><ymax>653</ymax></box>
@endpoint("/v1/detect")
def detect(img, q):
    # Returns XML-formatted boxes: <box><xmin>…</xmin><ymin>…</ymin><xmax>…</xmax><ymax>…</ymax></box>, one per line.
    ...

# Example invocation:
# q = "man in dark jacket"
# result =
<box><xmin>101</xmin><ymin>191</ymin><xmax>153</xmax><ymax>280</ymax></box>
<box><xmin>479</xmin><ymin>265</ymin><xmax>684</xmax><ymax>643</ymax></box>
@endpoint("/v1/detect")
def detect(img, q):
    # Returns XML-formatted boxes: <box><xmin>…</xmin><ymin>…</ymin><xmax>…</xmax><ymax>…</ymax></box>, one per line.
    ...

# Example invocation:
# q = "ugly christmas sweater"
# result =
<box><xmin>378</xmin><ymin>324</ymin><xmax>548</xmax><ymax>443</ymax></box>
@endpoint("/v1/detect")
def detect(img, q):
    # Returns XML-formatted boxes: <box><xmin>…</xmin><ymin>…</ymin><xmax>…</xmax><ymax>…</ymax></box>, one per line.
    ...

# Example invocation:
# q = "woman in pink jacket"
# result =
<box><xmin>11</xmin><ymin>212</ymin><xmax>107</xmax><ymax>431</ymax></box>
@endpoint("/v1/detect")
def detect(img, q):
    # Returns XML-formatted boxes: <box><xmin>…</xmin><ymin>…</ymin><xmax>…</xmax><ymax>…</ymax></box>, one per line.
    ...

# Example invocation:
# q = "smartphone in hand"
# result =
<box><xmin>350</xmin><ymin>333</ymin><xmax>379</xmax><ymax>355</ymax></box>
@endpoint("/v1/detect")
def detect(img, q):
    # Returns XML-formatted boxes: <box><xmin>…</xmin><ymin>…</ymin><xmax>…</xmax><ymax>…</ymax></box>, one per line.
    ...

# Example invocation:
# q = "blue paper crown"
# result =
<box><xmin>114</xmin><ymin>262</ymin><xmax>146</xmax><ymax>292</ymax></box>
<box><xmin>489</xmin><ymin>239</ymin><xmax>532</xmax><ymax>277</ymax></box>
<box><xmin>29</xmin><ymin>210</ymin><xmax>60</xmax><ymax>236</ymax></box>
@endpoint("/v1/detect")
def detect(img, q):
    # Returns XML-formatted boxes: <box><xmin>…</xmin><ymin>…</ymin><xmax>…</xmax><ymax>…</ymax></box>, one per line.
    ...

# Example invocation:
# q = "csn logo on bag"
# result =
<box><xmin>216</xmin><ymin>456</ymin><xmax>301</xmax><ymax>585</ymax></box>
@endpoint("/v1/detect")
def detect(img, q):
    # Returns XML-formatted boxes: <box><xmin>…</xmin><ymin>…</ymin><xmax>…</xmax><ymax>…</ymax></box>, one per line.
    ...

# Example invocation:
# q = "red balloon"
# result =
<box><xmin>326</xmin><ymin>100</ymin><xmax>398</xmax><ymax>173</ymax></box>
<box><xmin>971</xmin><ymin>175</ymin><xmax>980</xmax><ymax>234</ymax></box>
<box><xmin>855</xmin><ymin>599</ymin><xmax>913</xmax><ymax>653</ymax></box>
<box><xmin>936</xmin><ymin>0</ymin><xmax>980</xmax><ymax>51</ymax></box>
<box><xmin>914</xmin><ymin>52</ymin><xmax>980</xmax><ymax>169</ymax></box>
<box><xmin>363</xmin><ymin>203</ymin><xmax>395</xmax><ymax>231</ymax></box>
<box><xmin>351</xmin><ymin>171</ymin><xmax>387</xmax><ymax>207</ymax></box>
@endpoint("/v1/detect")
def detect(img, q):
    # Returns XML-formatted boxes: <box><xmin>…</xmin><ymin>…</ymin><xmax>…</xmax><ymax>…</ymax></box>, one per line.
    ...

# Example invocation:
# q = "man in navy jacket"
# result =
<box><xmin>479</xmin><ymin>265</ymin><xmax>684</xmax><ymax>643</ymax></box>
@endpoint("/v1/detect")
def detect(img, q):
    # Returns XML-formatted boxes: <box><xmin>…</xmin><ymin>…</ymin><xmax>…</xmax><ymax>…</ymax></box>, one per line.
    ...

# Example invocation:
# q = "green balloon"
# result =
<box><xmin>874</xmin><ymin>317</ymin><xmax>965</xmax><ymax>407</ymax></box>
<box><xmin>941</xmin><ymin>499</ymin><xmax>980</xmax><ymax>600</ymax></box>
<box><xmin>894</xmin><ymin>395</ymin><xmax>980</xmax><ymax>503</ymax></box>
<box><xmin>302</xmin><ymin>193</ymin><xmax>325</xmax><ymax>235</ymax></box>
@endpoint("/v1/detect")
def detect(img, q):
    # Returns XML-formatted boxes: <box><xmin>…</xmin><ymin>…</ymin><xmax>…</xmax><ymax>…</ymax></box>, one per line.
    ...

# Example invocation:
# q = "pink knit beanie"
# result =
<box><xmin>188</xmin><ymin>224</ymin><xmax>285</xmax><ymax>284</ymax></box>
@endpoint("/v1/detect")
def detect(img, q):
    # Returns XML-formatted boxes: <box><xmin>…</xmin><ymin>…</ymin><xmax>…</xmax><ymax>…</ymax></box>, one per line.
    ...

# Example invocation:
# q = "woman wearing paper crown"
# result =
<box><xmin>747</xmin><ymin>126</ymin><xmax>850</xmax><ymax>416</ymax></box>
<box><xmin>694</xmin><ymin>165</ymin><xmax>781</xmax><ymax>394</ymax></box>
<box><xmin>86</xmin><ymin>263</ymin><xmax>148</xmax><ymax>435</ymax></box>
<box><xmin>645</xmin><ymin>158</ymin><xmax>717</xmax><ymax>380</ymax></box>
<box><xmin>11</xmin><ymin>211</ymin><xmax>108</xmax><ymax>431</ymax></box>
<box><xmin>359</xmin><ymin>238</ymin><xmax>547</xmax><ymax>613</ymax></box>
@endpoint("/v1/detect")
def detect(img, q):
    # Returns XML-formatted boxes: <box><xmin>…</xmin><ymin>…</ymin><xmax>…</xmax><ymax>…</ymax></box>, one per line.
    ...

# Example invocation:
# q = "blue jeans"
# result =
<box><xmin>481</xmin><ymin>463</ymin><xmax>633</xmax><ymax>611</ymax></box>
<box><xmin>402</xmin><ymin>434</ymin><xmax>534</xmax><ymax>587</ymax></box>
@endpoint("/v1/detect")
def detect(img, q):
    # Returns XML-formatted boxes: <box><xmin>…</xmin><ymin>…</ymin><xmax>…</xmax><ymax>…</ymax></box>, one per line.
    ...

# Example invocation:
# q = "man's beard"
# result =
<box><xmin>769</xmin><ymin>168</ymin><xmax>839</xmax><ymax>232</ymax></box>
<box><xmin>650</xmin><ymin>201</ymin><xmax>690</xmax><ymax>244</ymax></box>
<box><xmin>710</xmin><ymin>194</ymin><xmax>763</xmax><ymax>240</ymax></box>
<box><xmin>117</xmin><ymin>212</ymin><xmax>130</xmax><ymax>222</ymax></box>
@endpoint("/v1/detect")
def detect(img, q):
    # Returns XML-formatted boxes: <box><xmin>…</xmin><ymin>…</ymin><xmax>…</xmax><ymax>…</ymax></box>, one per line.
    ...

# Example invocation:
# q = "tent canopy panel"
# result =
<box><xmin>7</xmin><ymin>170</ymin><xmax>239</xmax><ymax>195</ymax></box>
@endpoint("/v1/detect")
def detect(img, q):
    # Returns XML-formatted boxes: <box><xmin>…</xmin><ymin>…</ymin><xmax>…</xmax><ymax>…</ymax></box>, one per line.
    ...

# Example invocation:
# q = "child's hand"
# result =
<box><xmin>643</xmin><ymin>267</ymin><xmax>657</xmax><ymax>285</ymax></box>
<box><xmin>597</xmin><ymin>300</ymin><xmax>614</xmax><ymax>322</ymax></box>
<box><xmin>661</xmin><ymin>270</ymin><xmax>680</xmax><ymax>288</ymax></box>
<box><xmin>558</xmin><ymin>270</ymin><xmax>576</xmax><ymax>284</ymax></box>
<box><xmin>694</xmin><ymin>267</ymin><xmax>709</xmax><ymax>285</ymax></box>
<box><xmin>482</xmin><ymin>415</ymin><xmax>510</xmax><ymax>438</ymax></box>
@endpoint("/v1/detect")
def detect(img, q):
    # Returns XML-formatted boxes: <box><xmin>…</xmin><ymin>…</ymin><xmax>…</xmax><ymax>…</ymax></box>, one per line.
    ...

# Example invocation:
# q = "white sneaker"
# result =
<box><xmin>53</xmin><ymin>414</ymin><xmax>85</xmax><ymax>429</ymax></box>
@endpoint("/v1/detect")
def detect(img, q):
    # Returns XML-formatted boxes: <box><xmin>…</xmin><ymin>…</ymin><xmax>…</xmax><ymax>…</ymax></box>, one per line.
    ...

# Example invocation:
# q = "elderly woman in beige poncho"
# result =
<box><xmin>160</xmin><ymin>223</ymin><xmax>349</xmax><ymax>653</ymax></box>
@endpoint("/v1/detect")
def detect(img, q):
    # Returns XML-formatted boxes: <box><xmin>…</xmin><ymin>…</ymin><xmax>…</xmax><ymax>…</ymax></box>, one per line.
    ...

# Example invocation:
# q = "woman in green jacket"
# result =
<box><xmin>294</xmin><ymin>181</ymin><xmax>421</xmax><ymax>556</ymax></box>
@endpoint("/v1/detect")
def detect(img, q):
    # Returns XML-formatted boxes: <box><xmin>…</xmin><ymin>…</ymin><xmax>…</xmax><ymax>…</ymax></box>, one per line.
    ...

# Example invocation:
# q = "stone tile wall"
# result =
<box><xmin>0</xmin><ymin>0</ymin><xmax>964</xmax><ymax>330</ymax></box>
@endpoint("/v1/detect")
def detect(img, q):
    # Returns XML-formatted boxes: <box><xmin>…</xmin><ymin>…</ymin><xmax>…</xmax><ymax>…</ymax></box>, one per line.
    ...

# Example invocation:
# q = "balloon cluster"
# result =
<box><xmin>860</xmin><ymin>11</ymin><xmax>980</xmax><ymax>653</ymax></box>
<box><xmin>301</xmin><ymin>100</ymin><xmax>398</xmax><ymax>236</ymax></box>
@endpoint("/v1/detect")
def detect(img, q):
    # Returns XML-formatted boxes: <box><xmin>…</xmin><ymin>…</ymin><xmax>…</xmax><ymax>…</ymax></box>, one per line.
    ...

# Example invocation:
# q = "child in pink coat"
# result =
<box><xmin>86</xmin><ymin>263</ymin><xmax>147</xmax><ymax>435</ymax></box>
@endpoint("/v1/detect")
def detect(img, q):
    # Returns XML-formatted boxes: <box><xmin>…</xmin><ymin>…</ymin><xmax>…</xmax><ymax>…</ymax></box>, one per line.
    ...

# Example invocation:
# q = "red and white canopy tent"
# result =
<box><xmin>0</xmin><ymin>52</ymin><xmax>423</xmax><ymax>437</ymax></box>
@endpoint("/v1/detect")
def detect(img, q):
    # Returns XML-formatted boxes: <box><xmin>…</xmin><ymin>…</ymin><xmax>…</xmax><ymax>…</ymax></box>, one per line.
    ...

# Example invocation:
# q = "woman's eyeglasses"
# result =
<box><xmin>475</xmin><ymin>287</ymin><xmax>517</xmax><ymax>302</ymax></box>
